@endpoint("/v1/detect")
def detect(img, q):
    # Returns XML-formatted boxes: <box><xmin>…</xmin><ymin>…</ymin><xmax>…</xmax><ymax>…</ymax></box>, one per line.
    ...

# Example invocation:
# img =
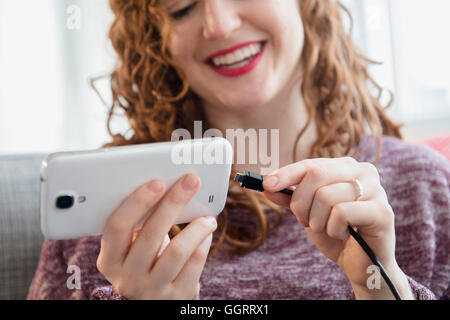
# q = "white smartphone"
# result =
<box><xmin>40</xmin><ymin>137</ymin><xmax>233</xmax><ymax>240</ymax></box>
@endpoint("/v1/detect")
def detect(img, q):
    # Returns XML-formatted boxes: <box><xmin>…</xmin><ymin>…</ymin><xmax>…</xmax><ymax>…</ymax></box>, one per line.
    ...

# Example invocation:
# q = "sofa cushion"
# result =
<box><xmin>0</xmin><ymin>154</ymin><xmax>47</xmax><ymax>300</ymax></box>
<box><xmin>420</xmin><ymin>135</ymin><xmax>450</xmax><ymax>161</ymax></box>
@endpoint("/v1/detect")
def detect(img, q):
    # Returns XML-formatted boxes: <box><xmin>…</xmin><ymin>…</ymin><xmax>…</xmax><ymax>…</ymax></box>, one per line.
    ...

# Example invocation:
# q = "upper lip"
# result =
<box><xmin>204</xmin><ymin>40</ymin><xmax>264</xmax><ymax>63</ymax></box>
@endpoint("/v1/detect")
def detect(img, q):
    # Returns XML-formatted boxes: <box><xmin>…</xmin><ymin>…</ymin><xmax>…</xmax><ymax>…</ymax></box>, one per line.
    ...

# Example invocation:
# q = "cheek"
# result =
<box><xmin>168</xmin><ymin>34</ymin><xmax>206</xmax><ymax>92</ymax></box>
<box><xmin>274</xmin><ymin>10</ymin><xmax>305</xmax><ymax>67</ymax></box>
<box><xmin>276</xmin><ymin>3</ymin><xmax>304</xmax><ymax>45</ymax></box>
<box><xmin>248</xmin><ymin>2</ymin><xmax>304</xmax><ymax>54</ymax></box>
<box><xmin>168</xmin><ymin>31</ymin><xmax>198</xmax><ymax>68</ymax></box>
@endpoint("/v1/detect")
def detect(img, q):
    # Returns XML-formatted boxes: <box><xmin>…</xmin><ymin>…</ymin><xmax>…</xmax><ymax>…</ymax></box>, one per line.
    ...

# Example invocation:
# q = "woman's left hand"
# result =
<box><xmin>262</xmin><ymin>157</ymin><xmax>413</xmax><ymax>299</ymax></box>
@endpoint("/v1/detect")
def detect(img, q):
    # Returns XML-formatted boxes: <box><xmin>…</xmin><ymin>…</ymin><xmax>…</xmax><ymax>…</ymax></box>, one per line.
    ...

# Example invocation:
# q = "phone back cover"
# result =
<box><xmin>40</xmin><ymin>138</ymin><xmax>232</xmax><ymax>239</ymax></box>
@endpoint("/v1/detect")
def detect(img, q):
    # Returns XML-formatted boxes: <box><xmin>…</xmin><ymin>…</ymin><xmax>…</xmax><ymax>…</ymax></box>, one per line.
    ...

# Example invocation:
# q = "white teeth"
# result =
<box><xmin>243</xmin><ymin>47</ymin><xmax>252</xmax><ymax>58</ymax></box>
<box><xmin>222</xmin><ymin>59</ymin><xmax>251</xmax><ymax>69</ymax></box>
<box><xmin>211</xmin><ymin>42</ymin><xmax>263</xmax><ymax>67</ymax></box>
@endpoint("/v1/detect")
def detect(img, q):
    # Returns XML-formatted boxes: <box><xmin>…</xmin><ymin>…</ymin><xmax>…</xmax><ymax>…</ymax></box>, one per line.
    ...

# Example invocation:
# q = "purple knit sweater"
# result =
<box><xmin>27</xmin><ymin>136</ymin><xmax>450</xmax><ymax>300</ymax></box>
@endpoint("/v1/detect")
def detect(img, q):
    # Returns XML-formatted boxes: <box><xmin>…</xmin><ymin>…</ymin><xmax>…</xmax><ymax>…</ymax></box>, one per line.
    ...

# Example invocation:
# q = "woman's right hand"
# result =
<box><xmin>96</xmin><ymin>173</ymin><xmax>217</xmax><ymax>300</ymax></box>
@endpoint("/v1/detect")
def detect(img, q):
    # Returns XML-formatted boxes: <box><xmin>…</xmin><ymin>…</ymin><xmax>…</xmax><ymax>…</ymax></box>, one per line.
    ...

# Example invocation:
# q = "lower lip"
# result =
<box><xmin>207</xmin><ymin>42</ymin><xmax>266</xmax><ymax>78</ymax></box>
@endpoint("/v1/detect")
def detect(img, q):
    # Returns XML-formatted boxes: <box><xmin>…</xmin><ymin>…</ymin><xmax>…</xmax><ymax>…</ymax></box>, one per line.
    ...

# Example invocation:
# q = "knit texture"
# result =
<box><xmin>26</xmin><ymin>136</ymin><xmax>450</xmax><ymax>300</ymax></box>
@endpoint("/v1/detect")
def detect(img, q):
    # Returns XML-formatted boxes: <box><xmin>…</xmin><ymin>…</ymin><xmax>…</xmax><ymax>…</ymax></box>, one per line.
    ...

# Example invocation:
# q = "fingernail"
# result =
<box><xmin>147</xmin><ymin>180</ymin><xmax>163</xmax><ymax>193</ymax></box>
<box><xmin>264</xmin><ymin>175</ymin><xmax>279</xmax><ymax>188</ymax></box>
<box><xmin>182</xmin><ymin>174</ymin><xmax>199</xmax><ymax>190</ymax></box>
<box><xmin>205</xmin><ymin>216</ymin><xmax>217</xmax><ymax>228</ymax></box>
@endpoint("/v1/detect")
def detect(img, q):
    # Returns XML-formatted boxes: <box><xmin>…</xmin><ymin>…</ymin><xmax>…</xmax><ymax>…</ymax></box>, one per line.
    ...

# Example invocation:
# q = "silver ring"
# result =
<box><xmin>351</xmin><ymin>178</ymin><xmax>364</xmax><ymax>201</ymax></box>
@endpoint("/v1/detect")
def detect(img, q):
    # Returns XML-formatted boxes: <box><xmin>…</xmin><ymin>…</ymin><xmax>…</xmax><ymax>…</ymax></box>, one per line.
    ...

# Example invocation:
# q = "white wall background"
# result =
<box><xmin>0</xmin><ymin>0</ymin><xmax>449</xmax><ymax>154</ymax></box>
<box><xmin>0</xmin><ymin>0</ymin><xmax>64</xmax><ymax>154</ymax></box>
<box><xmin>343</xmin><ymin>0</ymin><xmax>450</xmax><ymax>139</ymax></box>
<box><xmin>0</xmin><ymin>0</ymin><xmax>119</xmax><ymax>154</ymax></box>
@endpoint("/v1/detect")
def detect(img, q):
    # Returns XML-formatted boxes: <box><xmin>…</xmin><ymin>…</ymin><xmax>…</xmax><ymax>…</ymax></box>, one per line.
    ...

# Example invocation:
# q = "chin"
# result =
<box><xmin>221</xmin><ymin>90</ymin><xmax>270</xmax><ymax>110</ymax></box>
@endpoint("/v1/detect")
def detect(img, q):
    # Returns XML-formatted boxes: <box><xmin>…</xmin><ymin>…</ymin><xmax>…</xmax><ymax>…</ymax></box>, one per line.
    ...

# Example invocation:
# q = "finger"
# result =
<box><xmin>172</xmin><ymin>232</ymin><xmax>213</xmax><ymax>298</ymax></box>
<box><xmin>288</xmin><ymin>158</ymin><xmax>363</xmax><ymax>227</ymax></box>
<box><xmin>326</xmin><ymin>200</ymin><xmax>391</xmax><ymax>242</ymax></box>
<box><xmin>124</xmin><ymin>173</ymin><xmax>201</xmax><ymax>273</ymax></box>
<box><xmin>150</xmin><ymin>216</ymin><xmax>217</xmax><ymax>285</ymax></box>
<box><xmin>157</xmin><ymin>234</ymin><xmax>171</xmax><ymax>258</ymax></box>
<box><xmin>262</xmin><ymin>158</ymin><xmax>332</xmax><ymax>192</ymax></box>
<box><xmin>308</xmin><ymin>183</ymin><xmax>357</xmax><ymax>232</ymax></box>
<box><xmin>98</xmin><ymin>179</ymin><xmax>166</xmax><ymax>272</ymax></box>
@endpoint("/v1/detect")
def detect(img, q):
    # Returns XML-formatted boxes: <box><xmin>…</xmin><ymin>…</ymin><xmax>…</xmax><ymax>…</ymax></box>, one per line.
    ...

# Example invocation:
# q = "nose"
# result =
<box><xmin>202</xmin><ymin>0</ymin><xmax>242</xmax><ymax>39</ymax></box>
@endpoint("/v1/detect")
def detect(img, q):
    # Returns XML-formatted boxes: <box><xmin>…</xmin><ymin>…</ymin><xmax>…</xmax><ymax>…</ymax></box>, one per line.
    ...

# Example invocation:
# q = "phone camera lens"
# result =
<box><xmin>56</xmin><ymin>195</ymin><xmax>74</xmax><ymax>209</ymax></box>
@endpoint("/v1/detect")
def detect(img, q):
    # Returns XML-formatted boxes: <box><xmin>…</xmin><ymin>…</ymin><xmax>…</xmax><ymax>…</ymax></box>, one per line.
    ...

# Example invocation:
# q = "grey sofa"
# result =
<box><xmin>0</xmin><ymin>154</ymin><xmax>47</xmax><ymax>300</ymax></box>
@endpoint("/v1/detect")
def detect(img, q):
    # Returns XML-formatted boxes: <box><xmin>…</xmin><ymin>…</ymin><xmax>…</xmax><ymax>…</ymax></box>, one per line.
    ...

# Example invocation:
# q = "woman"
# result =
<box><xmin>28</xmin><ymin>0</ymin><xmax>449</xmax><ymax>300</ymax></box>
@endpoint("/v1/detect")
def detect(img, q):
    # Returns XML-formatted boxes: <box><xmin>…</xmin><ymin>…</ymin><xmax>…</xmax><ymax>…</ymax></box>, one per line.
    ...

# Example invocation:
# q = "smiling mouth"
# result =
<box><xmin>206</xmin><ymin>41</ymin><xmax>266</xmax><ymax>69</ymax></box>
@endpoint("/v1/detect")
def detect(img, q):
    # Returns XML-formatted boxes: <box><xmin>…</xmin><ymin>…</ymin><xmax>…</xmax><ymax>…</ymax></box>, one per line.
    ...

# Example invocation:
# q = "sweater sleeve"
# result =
<box><xmin>347</xmin><ymin>274</ymin><xmax>436</xmax><ymax>300</ymax></box>
<box><xmin>378</xmin><ymin>142</ymin><xmax>450</xmax><ymax>300</ymax></box>
<box><xmin>90</xmin><ymin>285</ymin><xmax>201</xmax><ymax>300</ymax></box>
<box><xmin>406</xmin><ymin>275</ymin><xmax>437</xmax><ymax>300</ymax></box>
<box><xmin>348</xmin><ymin>139</ymin><xmax>450</xmax><ymax>300</ymax></box>
<box><xmin>27</xmin><ymin>237</ymin><xmax>127</xmax><ymax>300</ymax></box>
<box><xmin>27</xmin><ymin>238</ymin><xmax>87</xmax><ymax>300</ymax></box>
<box><xmin>90</xmin><ymin>285</ymin><xmax>127</xmax><ymax>300</ymax></box>
<box><xmin>27</xmin><ymin>237</ymin><xmax>200</xmax><ymax>300</ymax></box>
<box><xmin>393</xmin><ymin>146</ymin><xmax>450</xmax><ymax>300</ymax></box>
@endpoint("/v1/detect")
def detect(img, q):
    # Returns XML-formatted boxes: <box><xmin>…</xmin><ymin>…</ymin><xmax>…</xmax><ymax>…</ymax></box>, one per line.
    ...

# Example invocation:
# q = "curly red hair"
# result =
<box><xmin>102</xmin><ymin>0</ymin><xmax>403</xmax><ymax>256</ymax></box>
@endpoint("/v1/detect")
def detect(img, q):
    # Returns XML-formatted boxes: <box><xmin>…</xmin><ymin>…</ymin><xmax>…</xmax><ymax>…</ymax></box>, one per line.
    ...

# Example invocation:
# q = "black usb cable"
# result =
<box><xmin>234</xmin><ymin>170</ymin><xmax>402</xmax><ymax>300</ymax></box>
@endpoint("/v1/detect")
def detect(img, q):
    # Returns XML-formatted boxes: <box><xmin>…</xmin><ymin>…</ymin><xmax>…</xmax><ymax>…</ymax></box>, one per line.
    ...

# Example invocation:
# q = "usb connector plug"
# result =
<box><xmin>234</xmin><ymin>171</ymin><xmax>293</xmax><ymax>196</ymax></box>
